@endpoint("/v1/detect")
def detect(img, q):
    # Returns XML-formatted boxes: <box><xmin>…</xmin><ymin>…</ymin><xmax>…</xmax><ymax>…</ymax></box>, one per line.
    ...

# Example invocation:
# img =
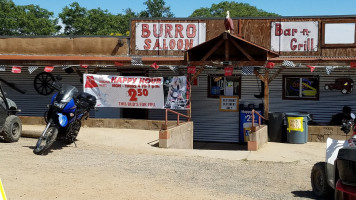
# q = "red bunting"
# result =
<box><xmin>114</xmin><ymin>61</ymin><xmax>124</xmax><ymax>66</ymax></box>
<box><xmin>306</xmin><ymin>65</ymin><xmax>315</xmax><ymax>72</ymax></box>
<box><xmin>150</xmin><ymin>62</ymin><xmax>159</xmax><ymax>69</ymax></box>
<box><xmin>80</xmin><ymin>64</ymin><xmax>88</xmax><ymax>69</ymax></box>
<box><xmin>350</xmin><ymin>62</ymin><xmax>356</xmax><ymax>68</ymax></box>
<box><xmin>266</xmin><ymin>62</ymin><xmax>275</xmax><ymax>69</ymax></box>
<box><xmin>44</xmin><ymin>66</ymin><xmax>54</xmax><ymax>72</ymax></box>
<box><xmin>12</xmin><ymin>66</ymin><xmax>21</xmax><ymax>73</ymax></box>
<box><xmin>224</xmin><ymin>67</ymin><xmax>233</xmax><ymax>76</ymax></box>
<box><xmin>187</xmin><ymin>66</ymin><xmax>196</xmax><ymax>74</ymax></box>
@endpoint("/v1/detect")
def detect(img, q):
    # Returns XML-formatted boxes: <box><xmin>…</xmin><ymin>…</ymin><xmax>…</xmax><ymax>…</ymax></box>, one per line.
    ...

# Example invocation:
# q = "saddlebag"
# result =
<box><xmin>337</xmin><ymin>147</ymin><xmax>356</xmax><ymax>186</ymax></box>
<box><xmin>77</xmin><ymin>92</ymin><xmax>97</xmax><ymax>109</ymax></box>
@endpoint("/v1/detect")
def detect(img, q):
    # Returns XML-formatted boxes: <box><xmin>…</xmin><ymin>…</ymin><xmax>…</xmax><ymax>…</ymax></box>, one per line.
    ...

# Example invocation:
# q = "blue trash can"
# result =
<box><xmin>285</xmin><ymin>113</ymin><xmax>310</xmax><ymax>144</ymax></box>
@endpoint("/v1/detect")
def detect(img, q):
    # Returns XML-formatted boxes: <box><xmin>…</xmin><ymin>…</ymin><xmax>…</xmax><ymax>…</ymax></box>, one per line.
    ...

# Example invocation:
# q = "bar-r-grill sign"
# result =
<box><xmin>271</xmin><ymin>21</ymin><xmax>319</xmax><ymax>52</ymax></box>
<box><xmin>135</xmin><ymin>22</ymin><xmax>206</xmax><ymax>51</ymax></box>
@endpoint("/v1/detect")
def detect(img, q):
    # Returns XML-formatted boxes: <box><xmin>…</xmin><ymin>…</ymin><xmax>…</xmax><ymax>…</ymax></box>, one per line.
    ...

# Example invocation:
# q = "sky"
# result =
<box><xmin>11</xmin><ymin>0</ymin><xmax>356</xmax><ymax>17</ymax></box>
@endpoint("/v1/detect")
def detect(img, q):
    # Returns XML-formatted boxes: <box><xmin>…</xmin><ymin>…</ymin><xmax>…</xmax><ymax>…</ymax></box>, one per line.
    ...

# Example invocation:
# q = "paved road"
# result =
<box><xmin>0</xmin><ymin>126</ymin><xmax>327</xmax><ymax>200</ymax></box>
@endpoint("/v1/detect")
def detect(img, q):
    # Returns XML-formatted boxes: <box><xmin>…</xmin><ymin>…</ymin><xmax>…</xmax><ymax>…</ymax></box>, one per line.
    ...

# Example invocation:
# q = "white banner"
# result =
<box><xmin>83</xmin><ymin>74</ymin><xmax>164</xmax><ymax>108</ymax></box>
<box><xmin>271</xmin><ymin>21</ymin><xmax>318</xmax><ymax>52</ymax></box>
<box><xmin>135</xmin><ymin>22</ymin><xmax>206</xmax><ymax>51</ymax></box>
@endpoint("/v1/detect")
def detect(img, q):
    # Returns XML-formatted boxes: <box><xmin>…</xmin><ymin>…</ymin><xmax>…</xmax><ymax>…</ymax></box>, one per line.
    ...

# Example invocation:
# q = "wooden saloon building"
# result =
<box><xmin>1</xmin><ymin>15</ymin><xmax>356</xmax><ymax>142</ymax></box>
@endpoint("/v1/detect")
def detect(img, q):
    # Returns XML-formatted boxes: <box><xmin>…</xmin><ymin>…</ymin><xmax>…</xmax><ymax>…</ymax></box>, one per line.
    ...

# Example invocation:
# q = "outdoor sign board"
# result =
<box><xmin>219</xmin><ymin>96</ymin><xmax>239</xmax><ymax>112</ymax></box>
<box><xmin>271</xmin><ymin>21</ymin><xmax>319</xmax><ymax>52</ymax></box>
<box><xmin>83</xmin><ymin>74</ymin><xmax>189</xmax><ymax>110</ymax></box>
<box><xmin>135</xmin><ymin>22</ymin><xmax>206</xmax><ymax>51</ymax></box>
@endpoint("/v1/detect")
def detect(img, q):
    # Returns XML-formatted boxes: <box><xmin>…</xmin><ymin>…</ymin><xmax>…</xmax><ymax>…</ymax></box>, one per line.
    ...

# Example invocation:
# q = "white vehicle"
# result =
<box><xmin>311</xmin><ymin>117</ymin><xmax>356</xmax><ymax>199</ymax></box>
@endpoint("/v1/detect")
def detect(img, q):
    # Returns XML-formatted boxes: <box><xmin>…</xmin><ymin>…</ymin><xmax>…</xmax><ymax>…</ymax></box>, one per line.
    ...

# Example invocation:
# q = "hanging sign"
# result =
<box><xmin>271</xmin><ymin>21</ymin><xmax>319</xmax><ymax>52</ymax></box>
<box><xmin>224</xmin><ymin>67</ymin><xmax>233</xmax><ymax>76</ymax></box>
<box><xmin>83</xmin><ymin>74</ymin><xmax>164</xmax><ymax>108</ymax></box>
<box><xmin>187</xmin><ymin>66</ymin><xmax>196</xmax><ymax>74</ymax></box>
<box><xmin>135</xmin><ymin>22</ymin><xmax>206</xmax><ymax>51</ymax></box>
<box><xmin>11</xmin><ymin>66</ymin><xmax>21</xmax><ymax>73</ymax></box>
<box><xmin>219</xmin><ymin>96</ymin><xmax>238</xmax><ymax>112</ymax></box>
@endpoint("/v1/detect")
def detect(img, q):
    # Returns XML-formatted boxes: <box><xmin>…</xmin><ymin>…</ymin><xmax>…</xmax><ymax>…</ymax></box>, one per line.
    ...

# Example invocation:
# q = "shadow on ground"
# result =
<box><xmin>193</xmin><ymin>142</ymin><xmax>247</xmax><ymax>151</ymax></box>
<box><xmin>291</xmin><ymin>191</ymin><xmax>332</xmax><ymax>200</ymax></box>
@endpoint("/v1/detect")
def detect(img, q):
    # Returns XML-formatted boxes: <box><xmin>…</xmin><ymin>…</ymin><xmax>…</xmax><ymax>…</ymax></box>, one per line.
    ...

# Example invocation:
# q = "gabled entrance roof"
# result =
<box><xmin>186</xmin><ymin>32</ymin><xmax>279</xmax><ymax>66</ymax></box>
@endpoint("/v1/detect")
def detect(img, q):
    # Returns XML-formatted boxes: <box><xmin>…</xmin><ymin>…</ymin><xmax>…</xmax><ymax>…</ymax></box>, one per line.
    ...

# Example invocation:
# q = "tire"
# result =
<box><xmin>311</xmin><ymin>162</ymin><xmax>333</xmax><ymax>197</ymax></box>
<box><xmin>33</xmin><ymin>125</ymin><xmax>58</xmax><ymax>155</ymax></box>
<box><xmin>2</xmin><ymin>115</ymin><xmax>22</xmax><ymax>142</ymax></box>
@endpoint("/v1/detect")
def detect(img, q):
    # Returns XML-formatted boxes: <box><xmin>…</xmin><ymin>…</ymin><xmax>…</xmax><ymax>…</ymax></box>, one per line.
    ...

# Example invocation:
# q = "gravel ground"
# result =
<box><xmin>0</xmin><ymin>128</ymin><xmax>328</xmax><ymax>200</ymax></box>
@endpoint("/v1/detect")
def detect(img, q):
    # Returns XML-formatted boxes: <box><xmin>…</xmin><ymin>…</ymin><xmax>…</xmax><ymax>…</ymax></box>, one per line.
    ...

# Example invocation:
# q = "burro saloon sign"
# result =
<box><xmin>135</xmin><ymin>22</ymin><xmax>206</xmax><ymax>51</ymax></box>
<box><xmin>271</xmin><ymin>21</ymin><xmax>319</xmax><ymax>52</ymax></box>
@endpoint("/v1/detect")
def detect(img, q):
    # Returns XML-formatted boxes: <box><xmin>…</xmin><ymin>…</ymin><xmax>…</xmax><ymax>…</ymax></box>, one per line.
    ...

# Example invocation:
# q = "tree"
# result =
<box><xmin>139</xmin><ymin>0</ymin><xmax>174</xmax><ymax>18</ymax></box>
<box><xmin>190</xmin><ymin>1</ymin><xmax>279</xmax><ymax>18</ymax></box>
<box><xmin>0</xmin><ymin>0</ymin><xmax>60</xmax><ymax>36</ymax></box>
<box><xmin>59</xmin><ymin>2</ymin><xmax>88</xmax><ymax>35</ymax></box>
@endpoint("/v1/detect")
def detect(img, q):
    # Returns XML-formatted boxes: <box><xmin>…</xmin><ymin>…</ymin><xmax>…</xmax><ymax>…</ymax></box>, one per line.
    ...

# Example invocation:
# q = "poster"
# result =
<box><xmin>83</xmin><ymin>74</ymin><xmax>164</xmax><ymax>109</ymax></box>
<box><xmin>163</xmin><ymin>76</ymin><xmax>190</xmax><ymax>110</ymax></box>
<box><xmin>219</xmin><ymin>96</ymin><xmax>238</xmax><ymax>112</ymax></box>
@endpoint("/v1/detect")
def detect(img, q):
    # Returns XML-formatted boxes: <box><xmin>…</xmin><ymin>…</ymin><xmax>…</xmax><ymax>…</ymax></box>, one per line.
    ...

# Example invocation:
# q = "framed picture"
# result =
<box><xmin>219</xmin><ymin>96</ymin><xmax>239</xmax><ymax>112</ymax></box>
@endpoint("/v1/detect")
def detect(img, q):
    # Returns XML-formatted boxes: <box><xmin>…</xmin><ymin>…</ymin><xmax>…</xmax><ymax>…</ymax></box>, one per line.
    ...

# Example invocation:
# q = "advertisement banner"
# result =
<box><xmin>271</xmin><ymin>21</ymin><xmax>318</xmax><ymax>52</ymax></box>
<box><xmin>83</xmin><ymin>74</ymin><xmax>164</xmax><ymax>109</ymax></box>
<box><xmin>163</xmin><ymin>76</ymin><xmax>190</xmax><ymax>110</ymax></box>
<box><xmin>135</xmin><ymin>22</ymin><xmax>206</xmax><ymax>51</ymax></box>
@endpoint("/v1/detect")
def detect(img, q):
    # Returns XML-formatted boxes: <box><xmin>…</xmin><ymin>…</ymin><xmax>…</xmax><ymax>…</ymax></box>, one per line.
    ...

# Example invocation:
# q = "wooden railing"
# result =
<box><xmin>251</xmin><ymin>109</ymin><xmax>265</xmax><ymax>132</ymax></box>
<box><xmin>162</xmin><ymin>109</ymin><xmax>191</xmax><ymax>130</ymax></box>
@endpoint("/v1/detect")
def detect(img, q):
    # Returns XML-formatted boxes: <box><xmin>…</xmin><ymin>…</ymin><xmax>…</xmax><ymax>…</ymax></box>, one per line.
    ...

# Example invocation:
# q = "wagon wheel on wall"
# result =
<box><xmin>34</xmin><ymin>72</ymin><xmax>55</xmax><ymax>95</ymax></box>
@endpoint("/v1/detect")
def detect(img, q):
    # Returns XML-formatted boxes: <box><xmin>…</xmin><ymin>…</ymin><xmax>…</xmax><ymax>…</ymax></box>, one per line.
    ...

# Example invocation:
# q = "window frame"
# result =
<box><xmin>282</xmin><ymin>75</ymin><xmax>319</xmax><ymax>100</ymax></box>
<box><xmin>322</xmin><ymin>20</ymin><xmax>356</xmax><ymax>48</ymax></box>
<box><xmin>207</xmin><ymin>74</ymin><xmax>241</xmax><ymax>98</ymax></box>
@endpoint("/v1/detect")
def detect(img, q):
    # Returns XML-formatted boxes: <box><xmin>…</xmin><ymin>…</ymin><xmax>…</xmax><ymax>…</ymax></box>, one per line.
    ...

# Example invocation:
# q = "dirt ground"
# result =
<box><xmin>0</xmin><ymin>127</ymin><xmax>326</xmax><ymax>200</ymax></box>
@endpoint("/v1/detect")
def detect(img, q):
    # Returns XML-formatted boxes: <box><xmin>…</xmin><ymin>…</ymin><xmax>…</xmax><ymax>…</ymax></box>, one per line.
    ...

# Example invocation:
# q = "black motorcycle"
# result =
<box><xmin>33</xmin><ymin>77</ymin><xmax>96</xmax><ymax>155</ymax></box>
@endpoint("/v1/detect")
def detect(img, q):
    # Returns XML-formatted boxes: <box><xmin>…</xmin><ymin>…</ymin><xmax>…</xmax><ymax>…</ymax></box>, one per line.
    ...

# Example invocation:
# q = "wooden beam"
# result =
<box><xmin>268</xmin><ymin>66</ymin><xmax>286</xmax><ymax>83</ymax></box>
<box><xmin>229</xmin><ymin>37</ymin><xmax>255</xmax><ymax>61</ymax></box>
<box><xmin>264</xmin><ymin>69</ymin><xmax>269</xmax><ymax>120</ymax></box>
<box><xmin>253</xmin><ymin>69</ymin><xmax>265</xmax><ymax>82</ymax></box>
<box><xmin>190</xmin><ymin>66</ymin><xmax>205</xmax><ymax>84</ymax></box>
<box><xmin>201</xmin><ymin>39</ymin><xmax>224</xmax><ymax>61</ymax></box>
<box><xmin>225</xmin><ymin>38</ymin><xmax>230</xmax><ymax>61</ymax></box>
<box><xmin>92</xmin><ymin>67</ymin><xmax>101</xmax><ymax>74</ymax></box>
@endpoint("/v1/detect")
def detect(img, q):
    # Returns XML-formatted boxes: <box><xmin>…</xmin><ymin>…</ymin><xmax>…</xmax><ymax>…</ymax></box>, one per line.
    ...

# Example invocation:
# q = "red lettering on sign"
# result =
<box><xmin>175</xmin><ymin>24</ymin><xmax>184</xmax><ymax>38</ymax></box>
<box><xmin>165</xmin><ymin>24</ymin><xmax>173</xmax><ymax>38</ymax></box>
<box><xmin>275</xmin><ymin>23</ymin><xmax>282</xmax><ymax>36</ymax></box>
<box><xmin>186</xmin><ymin>24</ymin><xmax>196</xmax><ymax>38</ymax></box>
<box><xmin>144</xmin><ymin>39</ymin><xmax>151</xmax><ymax>50</ymax></box>
<box><xmin>184</xmin><ymin>39</ymin><xmax>194</xmax><ymax>50</ymax></box>
<box><xmin>290</xmin><ymin>38</ymin><xmax>297</xmax><ymax>50</ymax></box>
<box><xmin>141</xmin><ymin>24</ymin><xmax>150</xmax><ymax>38</ymax></box>
<box><xmin>169</xmin><ymin>40</ymin><xmax>176</xmax><ymax>49</ymax></box>
<box><xmin>153</xmin><ymin>24</ymin><xmax>163</xmax><ymax>38</ymax></box>
<box><xmin>177</xmin><ymin>39</ymin><xmax>183</xmax><ymax>50</ymax></box>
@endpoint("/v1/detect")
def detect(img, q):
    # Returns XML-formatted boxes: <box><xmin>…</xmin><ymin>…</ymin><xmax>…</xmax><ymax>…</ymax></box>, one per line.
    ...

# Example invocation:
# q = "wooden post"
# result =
<box><xmin>264</xmin><ymin>69</ymin><xmax>269</xmax><ymax>120</ymax></box>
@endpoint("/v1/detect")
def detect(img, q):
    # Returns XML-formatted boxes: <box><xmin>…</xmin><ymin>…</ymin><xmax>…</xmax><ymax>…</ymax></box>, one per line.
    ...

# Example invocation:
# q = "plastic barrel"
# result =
<box><xmin>285</xmin><ymin>113</ymin><xmax>309</xmax><ymax>144</ymax></box>
<box><xmin>268</xmin><ymin>112</ymin><xmax>285</xmax><ymax>142</ymax></box>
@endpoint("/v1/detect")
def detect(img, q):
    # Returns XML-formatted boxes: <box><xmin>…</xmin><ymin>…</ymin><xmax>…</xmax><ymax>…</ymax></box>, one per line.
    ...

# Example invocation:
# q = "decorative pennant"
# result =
<box><xmin>12</xmin><ymin>66</ymin><xmax>21</xmax><ymax>73</ymax></box>
<box><xmin>241</xmin><ymin>66</ymin><xmax>254</xmax><ymax>75</ymax></box>
<box><xmin>131</xmin><ymin>56</ymin><xmax>143</xmax><ymax>66</ymax></box>
<box><xmin>168</xmin><ymin>66</ymin><xmax>178</xmax><ymax>73</ymax></box>
<box><xmin>0</xmin><ymin>65</ymin><xmax>6</xmax><ymax>71</ymax></box>
<box><xmin>150</xmin><ymin>62</ymin><xmax>159</xmax><ymax>69</ymax></box>
<box><xmin>114</xmin><ymin>61</ymin><xmax>124</xmax><ymax>66</ymax></box>
<box><xmin>325</xmin><ymin>66</ymin><xmax>336</xmax><ymax>75</ymax></box>
<box><xmin>350</xmin><ymin>62</ymin><xmax>356</xmax><ymax>68</ymax></box>
<box><xmin>97</xmin><ymin>65</ymin><xmax>107</xmax><ymax>68</ymax></box>
<box><xmin>28</xmin><ymin>66</ymin><xmax>38</xmax><ymax>74</ymax></box>
<box><xmin>62</xmin><ymin>65</ymin><xmax>71</xmax><ymax>70</ymax></box>
<box><xmin>187</xmin><ymin>66</ymin><xmax>196</xmax><ymax>74</ymax></box>
<box><xmin>266</xmin><ymin>62</ymin><xmax>275</xmax><ymax>69</ymax></box>
<box><xmin>80</xmin><ymin>64</ymin><xmax>88</xmax><ymax>69</ymax></box>
<box><xmin>306</xmin><ymin>65</ymin><xmax>315</xmax><ymax>72</ymax></box>
<box><xmin>44</xmin><ymin>66</ymin><xmax>54</xmax><ymax>72</ymax></box>
<box><xmin>282</xmin><ymin>60</ymin><xmax>296</xmax><ymax>67</ymax></box>
<box><xmin>224</xmin><ymin>67</ymin><xmax>233</xmax><ymax>76</ymax></box>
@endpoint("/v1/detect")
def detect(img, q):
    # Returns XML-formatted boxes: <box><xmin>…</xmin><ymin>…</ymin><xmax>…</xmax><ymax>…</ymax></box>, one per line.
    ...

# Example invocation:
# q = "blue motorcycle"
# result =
<box><xmin>33</xmin><ymin>75</ymin><xmax>96</xmax><ymax>155</ymax></box>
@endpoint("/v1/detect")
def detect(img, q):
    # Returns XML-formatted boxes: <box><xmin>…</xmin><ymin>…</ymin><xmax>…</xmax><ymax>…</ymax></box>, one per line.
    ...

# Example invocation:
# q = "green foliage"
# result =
<box><xmin>0</xmin><ymin>0</ymin><xmax>60</xmax><ymax>35</ymax></box>
<box><xmin>139</xmin><ymin>0</ymin><xmax>174</xmax><ymax>18</ymax></box>
<box><xmin>190</xmin><ymin>1</ymin><xmax>279</xmax><ymax>17</ymax></box>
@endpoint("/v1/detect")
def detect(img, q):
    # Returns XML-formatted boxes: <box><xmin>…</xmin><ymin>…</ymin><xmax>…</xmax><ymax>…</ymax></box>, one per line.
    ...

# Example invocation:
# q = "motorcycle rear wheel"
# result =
<box><xmin>33</xmin><ymin>126</ymin><xmax>58</xmax><ymax>155</ymax></box>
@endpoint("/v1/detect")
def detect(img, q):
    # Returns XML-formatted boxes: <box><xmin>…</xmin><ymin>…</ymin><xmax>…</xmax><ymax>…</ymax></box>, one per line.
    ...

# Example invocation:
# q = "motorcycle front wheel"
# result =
<box><xmin>33</xmin><ymin>125</ymin><xmax>58</xmax><ymax>155</ymax></box>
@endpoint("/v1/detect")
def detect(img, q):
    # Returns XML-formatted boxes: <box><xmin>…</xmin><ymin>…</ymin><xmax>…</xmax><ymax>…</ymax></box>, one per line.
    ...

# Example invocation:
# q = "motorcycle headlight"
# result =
<box><xmin>54</xmin><ymin>101</ymin><xmax>66</xmax><ymax>109</ymax></box>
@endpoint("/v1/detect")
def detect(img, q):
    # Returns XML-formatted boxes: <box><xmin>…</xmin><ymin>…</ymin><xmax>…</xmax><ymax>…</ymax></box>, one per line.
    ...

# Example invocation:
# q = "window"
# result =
<box><xmin>322</xmin><ymin>22</ymin><xmax>356</xmax><ymax>47</ymax></box>
<box><xmin>208</xmin><ymin>75</ymin><xmax>241</xmax><ymax>98</ymax></box>
<box><xmin>283</xmin><ymin>75</ymin><xmax>319</xmax><ymax>100</ymax></box>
